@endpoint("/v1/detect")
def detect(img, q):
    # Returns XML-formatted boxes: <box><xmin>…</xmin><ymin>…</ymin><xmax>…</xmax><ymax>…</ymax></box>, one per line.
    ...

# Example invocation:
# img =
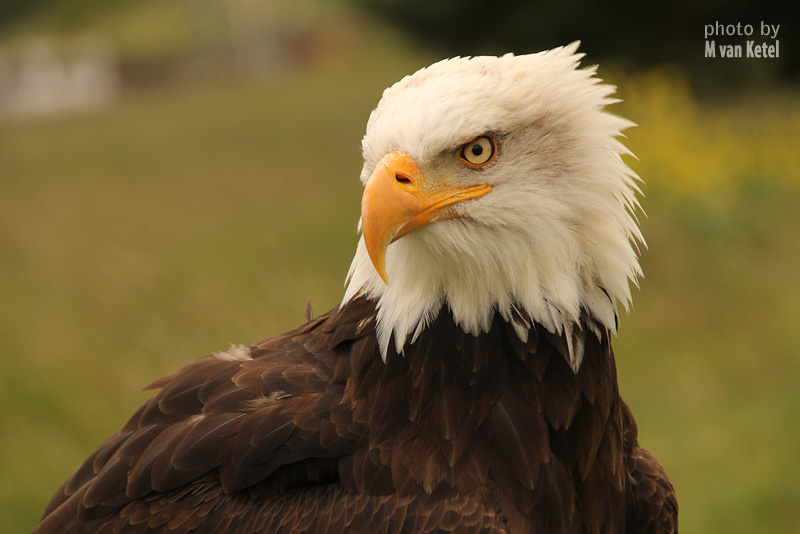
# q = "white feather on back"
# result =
<box><xmin>343</xmin><ymin>43</ymin><xmax>643</xmax><ymax>368</ymax></box>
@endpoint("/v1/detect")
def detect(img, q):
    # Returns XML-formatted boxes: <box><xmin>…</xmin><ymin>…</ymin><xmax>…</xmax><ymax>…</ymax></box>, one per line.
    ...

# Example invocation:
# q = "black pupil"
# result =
<box><xmin>471</xmin><ymin>144</ymin><xmax>483</xmax><ymax>157</ymax></box>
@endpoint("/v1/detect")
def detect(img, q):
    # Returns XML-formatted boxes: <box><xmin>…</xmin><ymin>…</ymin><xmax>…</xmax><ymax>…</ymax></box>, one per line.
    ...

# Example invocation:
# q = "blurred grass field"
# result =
<box><xmin>2</xmin><ymin>22</ymin><xmax>800</xmax><ymax>534</ymax></box>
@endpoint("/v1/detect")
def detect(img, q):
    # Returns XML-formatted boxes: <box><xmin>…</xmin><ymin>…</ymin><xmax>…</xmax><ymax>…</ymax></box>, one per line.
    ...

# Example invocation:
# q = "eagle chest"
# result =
<box><xmin>346</xmin><ymin>308</ymin><xmax>626</xmax><ymax>533</ymax></box>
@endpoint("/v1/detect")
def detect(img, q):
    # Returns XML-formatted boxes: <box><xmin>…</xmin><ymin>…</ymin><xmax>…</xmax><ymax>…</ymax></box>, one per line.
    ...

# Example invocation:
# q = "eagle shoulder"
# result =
<box><xmin>35</xmin><ymin>300</ymin><xmax>368</xmax><ymax>533</ymax></box>
<box><xmin>623</xmin><ymin>401</ymin><xmax>679</xmax><ymax>534</ymax></box>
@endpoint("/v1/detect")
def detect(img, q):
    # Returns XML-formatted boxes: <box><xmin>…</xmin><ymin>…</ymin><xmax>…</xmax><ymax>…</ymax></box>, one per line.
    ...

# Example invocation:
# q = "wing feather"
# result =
<box><xmin>625</xmin><ymin>445</ymin><xmax>678</xmax><ymax>534</ymax></box>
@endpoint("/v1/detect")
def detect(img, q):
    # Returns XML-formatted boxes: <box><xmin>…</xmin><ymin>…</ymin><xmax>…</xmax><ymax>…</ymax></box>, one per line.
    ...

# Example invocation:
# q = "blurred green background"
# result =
<box><xmin>1</xmin><ymin>1</ymin><xmax>799</xmax><ymax>533</ymax></box>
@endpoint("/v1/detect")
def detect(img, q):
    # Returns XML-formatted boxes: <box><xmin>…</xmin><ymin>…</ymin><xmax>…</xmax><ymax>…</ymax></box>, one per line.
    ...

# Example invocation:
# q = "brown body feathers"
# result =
<box><xmin>35</xmin><ymin>297</ymin><xmax>676</xmax><ymax>533</ymax></box>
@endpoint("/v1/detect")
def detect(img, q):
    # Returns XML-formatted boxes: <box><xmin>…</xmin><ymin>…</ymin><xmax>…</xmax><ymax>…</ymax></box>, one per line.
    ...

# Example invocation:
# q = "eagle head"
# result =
<box><xmin>343</xmin><ymin>43</ymin><xmax>643</xmax><ymax>369</ymax></box>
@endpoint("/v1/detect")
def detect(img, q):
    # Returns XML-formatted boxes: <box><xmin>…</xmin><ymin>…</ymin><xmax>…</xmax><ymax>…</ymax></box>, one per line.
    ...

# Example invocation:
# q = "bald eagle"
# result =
<box><xmin>35</xmin><ymin>44</ymin><xmax>677</xmax><ymax>534</ymax></box>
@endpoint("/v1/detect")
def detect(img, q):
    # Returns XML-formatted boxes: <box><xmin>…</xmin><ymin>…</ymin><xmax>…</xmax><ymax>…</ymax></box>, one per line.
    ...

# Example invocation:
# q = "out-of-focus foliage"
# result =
<box><xmin>619</xmin><ymin>67</ymin><xmax>800</xmax><ymax>195</ymax></box>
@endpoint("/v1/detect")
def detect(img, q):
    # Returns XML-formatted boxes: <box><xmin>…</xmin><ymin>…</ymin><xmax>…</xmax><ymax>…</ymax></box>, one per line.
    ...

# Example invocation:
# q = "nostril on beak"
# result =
<box><xmin>395</xmin><ymin>173</ymin><xmax>413</xmax><ymax>186</ymax></box>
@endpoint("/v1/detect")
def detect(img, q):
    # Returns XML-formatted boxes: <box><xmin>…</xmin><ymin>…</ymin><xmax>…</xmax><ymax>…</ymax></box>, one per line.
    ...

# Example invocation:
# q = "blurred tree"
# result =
<box><xmin>354</xmin><ymin>0</ymin><xmax>798</xmax><ymax>89</ymax></box>
<box><xmin>0</xmin><ymin>0</ymin><xmax>48</xmax><ymax>27</ymax></box>
<box><xmin>0</xmin><ymin>0</ymin><xmax>123</xmax><ymax>31</ymax></box>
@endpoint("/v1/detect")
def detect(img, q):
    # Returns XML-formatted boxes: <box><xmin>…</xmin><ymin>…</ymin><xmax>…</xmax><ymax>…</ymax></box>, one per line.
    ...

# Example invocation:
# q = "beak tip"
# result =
<box><xmin>364</xmin><ymin>237</ymin><xmax>390</xmax><ymax>285</ymax></box>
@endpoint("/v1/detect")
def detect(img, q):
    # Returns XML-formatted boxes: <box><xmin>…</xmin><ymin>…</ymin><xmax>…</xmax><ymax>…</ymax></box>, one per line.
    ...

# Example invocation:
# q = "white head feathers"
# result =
<box><xmin>343</xmin><ymin>43</ymin><xmax>644</xmax><ymax>368</ymax></box>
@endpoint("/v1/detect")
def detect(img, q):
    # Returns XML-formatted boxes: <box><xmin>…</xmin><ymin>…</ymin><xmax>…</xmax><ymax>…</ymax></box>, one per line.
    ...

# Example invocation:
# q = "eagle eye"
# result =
<box><xmin>458</xmin><ymin>135</ymin><xmax>496</xmax><ymax>168</ymax></box>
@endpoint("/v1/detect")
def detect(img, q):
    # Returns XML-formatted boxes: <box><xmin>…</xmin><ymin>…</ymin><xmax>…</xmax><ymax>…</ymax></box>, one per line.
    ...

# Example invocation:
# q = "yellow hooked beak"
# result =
<box><xmin>361</xmin><ymin>151</ymin><xmax>492</xmax><ymax>284</ymax></box>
